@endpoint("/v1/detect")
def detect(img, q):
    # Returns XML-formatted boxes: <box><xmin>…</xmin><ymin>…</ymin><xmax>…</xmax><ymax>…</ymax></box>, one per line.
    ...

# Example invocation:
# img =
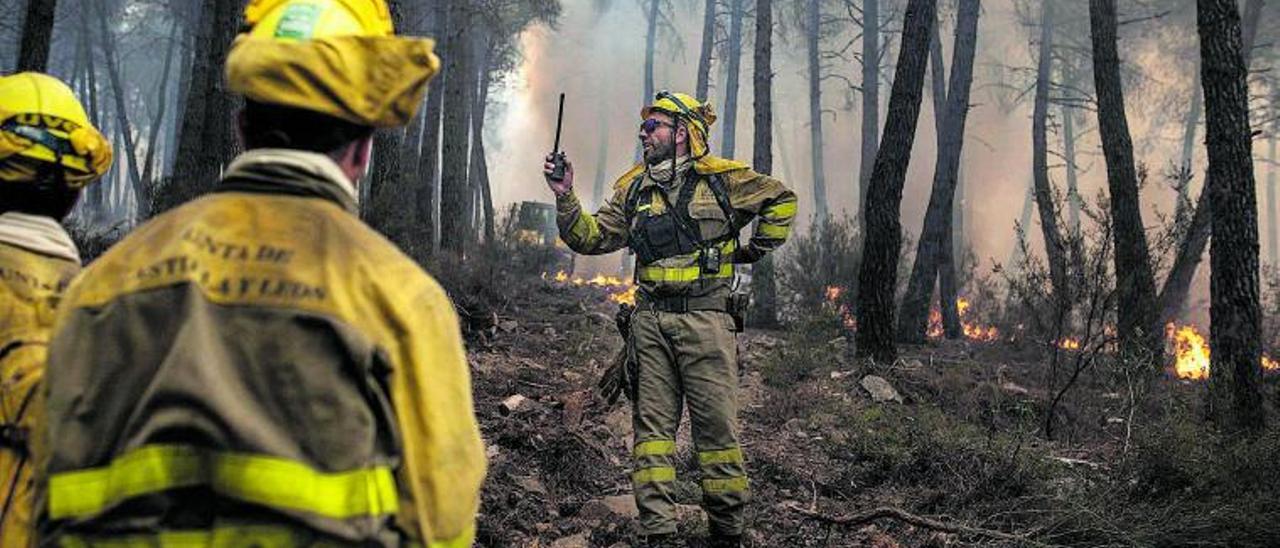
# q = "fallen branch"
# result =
<box><xmin>785</xmin><ymin>502</ymin><xmax>1050</xmax><ymax>546</ymax></box>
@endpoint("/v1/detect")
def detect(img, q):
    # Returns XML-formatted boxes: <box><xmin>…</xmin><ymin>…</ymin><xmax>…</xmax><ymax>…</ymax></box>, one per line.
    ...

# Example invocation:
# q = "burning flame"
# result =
<box><xmin>1164</xmin><ymin>323</ymin><xmax>1280</xmax><ymax>380</ymax></box>
<box><xmin>543</xmin><ymin>270</ymin><xmax>636</xmax><ymax>305</ymax></box>
<box><xmin>925</xmin><ymin>297</ymin><xmax>999</xmax><ymax>342</ymax></box>
<box><xmin>823</xmin><ymin>285</ymin><xmax>857</xmax><ymax>330</ymax></box>
<box><xmin>1057</xmin><ymin>338</ymin><xmax>1081</xmax><ymax>351</ymax></box>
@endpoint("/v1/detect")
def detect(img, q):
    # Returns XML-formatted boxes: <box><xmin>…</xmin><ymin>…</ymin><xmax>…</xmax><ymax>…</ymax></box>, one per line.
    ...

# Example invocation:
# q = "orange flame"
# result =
<box><xmin>923</xmin><ymin>297</ymin><xmax>999</xmax><ymax>342</ymax></box>
<box><xmin>544</xmin><ymin>270</ymin><xmax>636</xmax><ymax>305</ymax></box>
<box><xmin>1167</xmin><ymin>323</ymin><xmax>1211</xmax><ymax>380</ymax></box>
<box><xmin>824</xmin><ymin>285</ymin><xmax>857</xmax><ymax>330</ymax></box>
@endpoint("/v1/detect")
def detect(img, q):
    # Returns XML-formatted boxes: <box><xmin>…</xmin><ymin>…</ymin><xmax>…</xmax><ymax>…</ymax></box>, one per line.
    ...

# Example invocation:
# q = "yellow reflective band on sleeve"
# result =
<box><xmin>57</xmin><ymin>526</ymin><xmax>301</xmax><ymax>548</ymax></box>
<box><xmin>756</xmin><ymin>221</ymin><xmax>790</xmax><ymax>240</ymax></box>
<box><xmin>634</xmin><ymin>439</ymin><xmax>676</xmax><ymax>458</ymax></box>
<box><xmin>568</xmin><ymin>213</ymin><xmax>600</xmax><ymax>245</ymax></box>
<box><xmin>701</xmin><ymin>476</ymin><xmax>749</xmax><ymax>494</ymax></box>
<box><xmin>763</xmin><ymin>199</ymin><xmax>798</xmax><ymax>220</ymax></box>
<box><xmin>637</xmin><ymin>261</ymin><xmax>733</xmax><ymax>283</ymax></box>
<box><xmin>631</xmin><ymin>466</ymin><xmax>677</xmax><ymax>484</ymax></box>
<box><xmin>48</xmin><ymin>444</ymin><xmax>399</xmax><ymax>520</ymax></box>
<box><xmin>697</xmin><ymin>447</ymin><xmax>744</xmax><ymax>466</ymax></box>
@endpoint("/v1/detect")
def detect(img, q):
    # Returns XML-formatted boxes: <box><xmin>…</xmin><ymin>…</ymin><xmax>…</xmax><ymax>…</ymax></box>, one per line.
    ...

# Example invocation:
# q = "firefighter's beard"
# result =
<box><xmin>644</xmin><ymin>135</ymin><xmax>676</xmax><ymax>166</ymax></box>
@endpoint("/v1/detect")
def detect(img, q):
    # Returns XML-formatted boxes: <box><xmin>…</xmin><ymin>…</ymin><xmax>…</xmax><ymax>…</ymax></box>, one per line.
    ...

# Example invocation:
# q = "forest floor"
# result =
<box><xmin>458</xmin><ymin>271</ymin><xmax>1280</xmax><ymax>547</ymax></box>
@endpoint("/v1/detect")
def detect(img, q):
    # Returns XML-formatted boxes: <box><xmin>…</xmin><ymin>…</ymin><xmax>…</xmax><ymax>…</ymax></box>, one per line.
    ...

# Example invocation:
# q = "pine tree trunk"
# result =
<box><xmin>162</xmin><ymin>0</ymin><xmax>239</xmax><ymax>216</ymax></box>
<box><xmin>1268</xmin><ymin>119</ymin><xmax>1277</xmax><ymax>264</ymax></box>
<box><xmin>417</xmin><ymin>0</ymin><xmax>446</xmax><ymax>256</ymax></box>
<box><xmin>750</xmin><ymin>0</ymin><xmax>778</xmax><ymax>328</ymax></box>
<box><xmin>855</xmin><ymin>0</ymin><xmax>937</xmax><ymax>363</ymax></box>
<box><xmin>93</xmin><ymin>1</ymin><xmax>145</xmax><ymax>213</ymax></box>
<box><xmin>1176</xmin><ymin>71</ymin><xmax>1202</xmax><ymax>226</ymax></box>
<box><xmin>806</xmin><ymin>0</ymin><xmax>828</xmax><ymax>221</ymax></box>
<box><xmin>17</xmin><ymin>0</ymin><xmax>57</xmax><ymax>73</ymax></box>
<box><xmin>637</xmin><ymin>0</ymin><xmax>659</xmax><ymax>163</ymax></box>
<box><xmin>1063</xmin><ymin>100</ymin><xmax>1081</xmax><ymax>238</ymax></box>
<box><xmin>897</xmin><ymin>0</ymin><xmax>978</xmax><ymax>343</ymax></box>
<box><xmin>859</xmin><ymin>0</ymin><xmax>880</xmax><ymax>217</ymax></box>
<box><xmin>140</xmin><ymin>22</ymin><xmax>180</xmax><ymax>212</ymax></box>
<box><xmin>1031</xmin><ymin>0</ymin><xmax>1072</xmax><ymax>307</ymax></box>
<box><xmin>366</xmin><ymin>0</ymin><xmax>411</xmax><ymax>248</ymax></box>
<box><xmin>721</xmin><ymin>0</ymin><xmax>744</xmax><ymax>157</ymax></box>
<box><xmin>439</xmin><ymin>0</ymin><xmax>473</xmax><ymax>255</ymax></box>
<box><xmin>1089</xmin><ymin>0</ymin><xmax>1161</xmax><ymax>361</ymax></box>
<box><xmin>1199</xmin><ymin>0</ymin><xmax>1265</xmax><ymax>430</ymax></box>
<box><xmin>696</xmin><ymin>0</ymin><xmax>717</xmax><ymax>100</ymax></box>
<box><xmin>470</xmin><ymin>36</ymin><xmax>495</xmax><ymax>245</ymax></box>
<box><xmin>1159</xmin><ymin>0</ymin><xmax>1263</xmax><ymax>324</ymax></box>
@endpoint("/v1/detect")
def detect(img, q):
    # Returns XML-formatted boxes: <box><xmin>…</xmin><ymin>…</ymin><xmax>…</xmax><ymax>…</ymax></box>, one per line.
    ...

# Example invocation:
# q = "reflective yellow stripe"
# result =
<box><xmin>634</xmin><ymin>439</ymin><xmax>676</xmax><ymax>458</ymax></box>
<box><xmin>637</xmin><ymin>262</ymin><xmax>733</xmax><ymax>283</ymax></box>
<box><xmin>57</xmin><ymin>526</ymin><xmax>300</xmax><ymax>548</ymax></box>
<box><xmin>701</xmin><ymin>476</ymin><xmax>749</xmax><ymax>494</ymax></box>
<box><xmin>697</xmin><ymin>447</ymin><xmax>744</xmax><ymax>466</ymax></box>
<box><xmin>632</xmin><ymin>466</ymin><xmax>676</xmax><ymax>484</ymax></box>
<box><xmin>763</xmin><ymin>199</ymin><xmax>798</xmax><ymax>219</ymax></box>
<box><xmin>49</xmin><ymin>444</ymin><xmax>399</xmax><ymax>520</ymax></box>
<box><xmin>568</xmin><ymin>213</ymin><xmax>600</xmax><ymax>245</ymax></box>
<box><xmin>756</xmin><ymin>221</ymin><xmax>790</xmax><ymax>239</ymax></box>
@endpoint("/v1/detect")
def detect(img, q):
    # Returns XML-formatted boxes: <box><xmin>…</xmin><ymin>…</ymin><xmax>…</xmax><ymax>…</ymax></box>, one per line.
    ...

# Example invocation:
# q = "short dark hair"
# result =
<box><xmin>0</xmin><ymin>160</ymin><xmax>81</xmax><ymax>220</ymax></box>
<box><xmin>239</xmin><ymin>100</ymin><xmax>374</xmax><ymax>154</ymax></box>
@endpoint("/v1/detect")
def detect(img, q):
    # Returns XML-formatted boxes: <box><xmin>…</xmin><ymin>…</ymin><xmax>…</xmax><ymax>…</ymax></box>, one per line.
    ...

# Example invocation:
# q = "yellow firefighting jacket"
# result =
<box><xmin>39</xmin><ymin>149</ymin><xmax>485</xmax><ymax>547</ymax></box>
<box><xmin>556</xmin><ymin>155</ymin><xmax>797</xmax><ymax>299</ymax></box>
<box><xmin>0</xmin><ymin>213</ymin><xmax>80</xmax><ymax>548</ymax></box>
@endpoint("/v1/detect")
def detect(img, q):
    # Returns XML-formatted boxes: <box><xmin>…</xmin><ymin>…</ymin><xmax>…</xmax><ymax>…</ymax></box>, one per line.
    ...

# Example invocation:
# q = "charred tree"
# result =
<box><xmin>470</xmin><ymin>33</ymin><xmax>496</xmax><ymax>245</ymax></box>
<box><xmin>929</xmin><ymin>7</ymin><xmax>961</xmax><ymax>338</ymax></box>
<box><xmin>721</xmin><ymin>0</ymin><xmax>745</xmax><ymax>157</ymax></box>
<box><xmin>93</xmin><ymin>0</ymin><xmax>146</xmax><ymax>215</ymax></box>
<box><xmin>859</xmin><ymin>0</ymin><xmax>880</xmax><ymax>216</ymax></box>
<box><xmin>637</xmin><ymin>0</ymin><xmax>660</xmax><ymax>163</ymax></box>
<box><xmin>417</xmin><ymin>0</ymin><xmax>447</xmax><ymax>255</ymax></box>
<box><xmin>1089</xmin><ymin>0</ymin><xmax>1161</xmax><ymax>361</ymax></box>
<box><xmin>1031</xmin><ymin>0</ymin><xmax>1071</xmax><ymax>307</ymax></box>
<box><xmin>440</xmin><ymin>0</ymin><xmax>474</xmax><ymax>255</ymax></box>
<box><xmin>1268</xmin><ymin>111</ymin><xmax>1277</xmax><ymax>264</ymax></box>
<box><xmin>750</xmin><ymin>0</ymin><xmax>778</xmax><ymax>328</ymax></box>
<box><xmin>806</xmin><ymin>0</ymin><xmax>828</xmax><ymax>221</ymax></box>
<box><xmin>1062</xmin><ymin>93</ymin><xmax>1082</xmax><ymax>238</ymax></box>
<box><xmin>855</xmin><ymin>0</ymin><xmax>937</xmax><ymax>363</ymax></box>
<box><xmin>1176</xmin><ymin>66</ymin><xmax>1203</xmax><ymax>226</ymax></box>
<box><xmin>17</xmin><ymin>0</ymin><xmax>56</xmax><ymax>72</ymax></box>
<box><xmin>1198</xmin><ymin>0</ymin><xmax>1264</xmax><ymax>430</ymax></box>
<box><xmin>696</xmin><ymin>0</ymin><xmax>717</xmax><ymax>100</ymax></box>
<box><xmin>160</xmin><ymin>0</ymin><xmax>240</xmax><ymax>215</ymax></box>
<box><xmin>897</xmin><ymin>0</ymin><xmax>979</xmax><ymax>343</ymax></box>
<box><xmin>1159</xmin><ymin>0</ymin><xmax>1263</xmax><ymax>324</ymax></box>
<box><xmin>140</xmin><ymin>23</ymin><xmax>181</xmax><ymax>201</ymax></box>
<box><xmin>367</xmin><ymin>0</ymin><xmax>411</xmax><ymax>247</ymax></box>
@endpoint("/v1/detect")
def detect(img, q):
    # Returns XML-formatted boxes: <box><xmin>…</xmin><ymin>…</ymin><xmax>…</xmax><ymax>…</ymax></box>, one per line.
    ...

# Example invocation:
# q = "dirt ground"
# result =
<box><xmin>464</xmin><ymin>276</ymin><xmax>1280</xmax><ymax>548</ymax></box>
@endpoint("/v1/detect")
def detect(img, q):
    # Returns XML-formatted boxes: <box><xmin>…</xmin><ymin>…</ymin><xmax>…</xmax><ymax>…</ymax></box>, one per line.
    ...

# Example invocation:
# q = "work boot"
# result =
<box><xmin>644</xmin><ymin>533</ymin><xmax>681</xmax><ymax>548</ymax></box>
<box><xmin>707</xmin><ymin>533</ymin><xmax>742</xmax><ymax>548</ymax></box>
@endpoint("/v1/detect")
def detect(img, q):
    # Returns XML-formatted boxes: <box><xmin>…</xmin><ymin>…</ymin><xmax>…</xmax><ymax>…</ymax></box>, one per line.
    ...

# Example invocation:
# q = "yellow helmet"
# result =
<box><xmin>226</xmin><ymin>0</ymin><xmax>438</xmax><ymax>128</ymax></box>
<box><xmin>0</xmin><ymin>72</ymin><xmax>111</xmax><ymax>187</ymax></box>
<box><xmin>244</xmin><ymin>0</ymin><xmax>394</xmax><ymax>40</ymax></box>
<box><xmin>640</xmin><ymin>91</ymin><xmax>718</xmax><ymax>158</ymax></box>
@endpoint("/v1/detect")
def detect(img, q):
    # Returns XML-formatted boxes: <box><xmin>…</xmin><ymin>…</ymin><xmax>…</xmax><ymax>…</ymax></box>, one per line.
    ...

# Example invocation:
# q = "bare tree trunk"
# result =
<box><xmin>1089</xmin><ymin>0</ymin><xmax>1161</xmax><ymax>361</ymax></box>
<box><xmin>93</xmin><ymin>1</ymin><xmax>146</xmax><ymax>212</ymax></box>
<box><xmin>806</xmin><ymin>0</ymin><xmax>828</xmax><ymax>221</ymax></box>
<box><xmin>1031</xmin><ymin>0</ymin><xmax>1071</xmax><ymax>307</ymax></box>
<box><xmin>1199</xmin><ymin>0</ymin><xmax>1265</xmax><ymax>430</ymax></box>
<box><xmin>720</xmin><ymin>0</ymin><xmax>745</xmax><ymax>157</ymax></box>
<box><xmin>637</xmin><ymin>0</ymin><xmax>660</xmax><ymax>163</ymax></box>
<box><xmin>1176</xmin><ymin>70</ymin><xmax>1203</xmax><ymax>226</ymax></box>
<box><xmin>696</xmin><ymin>0</ymin><xmax>717</xmax><ymax>100</ymax></box>
<box><xmin>929</xmin><ymin>7</ymin><xmax>962</xmax><ymax>338</ymax></box>
<box><xmin>1062</xmin><ymin>88</ymin><xmax>1082</xmax><ymax>238</ymax></box>
<box><xmin>859</xmin><ymin>0</ymin><xmax>880</xmax><ymax>217</ymax></box>
<box><xmin>750</xmin><ymin>0</ymin><xmax>778</xmax><ymax>328</ymax></box>
<box><xmin>897</xmin><ymin>0</ymin><xmax>978</xmax><ymax>343</ymax></box>
<box><xmin>1269</xmin><ymin>114</ymin><xmax>1277</xmax><ymax>265</ymax></box>
<box><xmin>1159</xmin><ymin>0</ymin><xmax>1263</xmax><ymax>324</ymax></box>
<box><xmin>439</xmin><ymin>0</ymin><xmax>473</xmax><ymax>255</ymax></box>
<box><xmin>162</xmin><ymin>0</ymin><xmax>239</xmax><ymax>216</ymax></box>
<box><xmin>17</xmin><ymin>0</ymin><xmax>56</xmax><ymax>72</ymax></box>
<box><xmin>470</xmin><ymin>35</ymin><xmax>495</xmax><ymax>245</ymax></box>
<box><xmin>367</xmin><ymin>0</ymin><xmax>412</xmax><ymax>248</ymax></box>
<box><xmin>416</xmin><ymin>0</ymin><xmax>446</xmax><ymax>256</ymax></box>
<box><xmin>139</xmin><ymin>21</ymin><xmax>180</xmax><ymax>218</ymax></box>
<box><xmin>855</xmin><ymin>0</ymin><xmax>937</xmax><ymax>363</ymax></box>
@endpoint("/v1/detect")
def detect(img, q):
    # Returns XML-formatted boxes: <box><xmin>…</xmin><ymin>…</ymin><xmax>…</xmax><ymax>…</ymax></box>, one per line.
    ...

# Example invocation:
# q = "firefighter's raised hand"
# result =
<box><xmin>544</xmin><ymin>153</ymin><xmax>574</xmax><ymax>196</ymax></box>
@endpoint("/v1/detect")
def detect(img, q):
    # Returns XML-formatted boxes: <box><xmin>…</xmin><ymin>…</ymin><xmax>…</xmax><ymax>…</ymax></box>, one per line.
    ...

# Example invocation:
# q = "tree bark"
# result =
<box><xmin>366</xmin><ymin>0</ymin><xmax>411</xmax><ymax>247</ymax></box>
<box><xmin>1062</xmin><ymin>98</ymin><xmax>1081</xmax><ymax>238</ymax></box>
<box><xmin>855</xmin><ymin>0</ymin><xmax>937</xmax><ymax>363</ymax></box>
<box><xmin>139</xmin><ymin>21</ymin><xmax>181</xmax><ymax>218</ymax></box>
<box><xmin>1089</xmin><ymin>0</ymin><xmax>1162</xmax><ymax>361</ymax></box>
<box><xmin>1268</xmin><ymin>115</ymin><xmax>1277</xmax><ymax>264</ymax></box>
<box><xmin>721</xmin><ymin>0</ymin><xmax>745</xmax><ymax>157</ymax></box>
<box><xmin>1031</xmin><ymin>0</ymin><xmax>1072</xmax><ymax>307</ymax></box>
<box><xmin>17</xmin><ymin>0</ymin><xmax>57</xmax><ymax>73</ymax></box>
<box><xmin>637</xmin><ymin>0</ymin><xmax>660</xmax><ymax>163</ymax></box>
<box><xmin>750</xmin><ymin>0</ymin><xmax>778</xmax><ymax>328</ymax></box>
<box><xmin>470</xmin><ymin>34</ymin><xmax>496</xmax><ymax>245</ymax></box>
<box><xmin>806</xmin><ymin>0</ymin><xmax>828</xmax><ymax>221</ymax></box>
<box><xmin>859</xmin><ymin>0</ymin><xmax>880</xmax><ymax>217</ymax></box>
<box><xmin>1176</xmin><ymin>68</ymin><xmax>1203</xmax><ymax>226</ymax></box>
<box><xmin>696</xmin><ymin>0</ymin><xmax>717</xmax><ymax>100</ymax></box>
<box><xmin>93</xmin><ymin>0</ymin><xmax>146</xmax><ymax>215</ymax></box>
<box><xmin>1159</xmin><ymin>0</ymin><xmax>1263</xmax><ymax>325</ymax></box>
<box><xmin>897</xmin><ymin>0</ymin><xmax>978</xmax><ymax>343</ymax></box>
<box><xmin>439</xmin><ymin>0</ymin><xmax>473</xmax><ymax>255</ymax></box>
<box><xmin>417</xmin><ymin>0</ymin><xmax>446</xmax><ymax>256</ymax></box>
<box><xmin>161</xmin><ymin>0</ymin><xmax>239</xmax><ymax>216</ymax></box>
<box><xmin>1198</xmin><ymin>0</ymin><xmax>1265</xmax><ymax>430</ymax></box>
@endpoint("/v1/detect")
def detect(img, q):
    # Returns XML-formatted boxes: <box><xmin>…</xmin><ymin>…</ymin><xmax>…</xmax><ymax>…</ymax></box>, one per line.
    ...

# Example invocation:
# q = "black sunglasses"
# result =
<box><xmin>640</xmin><ymin>118</ymin><xmax>676</xmax><ymax>134</ymax></box>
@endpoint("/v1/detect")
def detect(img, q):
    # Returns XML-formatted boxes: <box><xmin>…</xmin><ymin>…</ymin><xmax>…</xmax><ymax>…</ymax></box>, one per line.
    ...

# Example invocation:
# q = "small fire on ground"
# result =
<box><xmin>824</xmin><ymin>289</ymin><xmax>997</xmax><ymax>342</ymax></box>
<box><xmin>1165</xmin><ymin>323</ymin><xmax>1280</xmax><ymax>380</ymax></box>
<box><xmin>543</xmin><ymin>270</ymin><xmax>636</xmax><ymax>305</ymax></box>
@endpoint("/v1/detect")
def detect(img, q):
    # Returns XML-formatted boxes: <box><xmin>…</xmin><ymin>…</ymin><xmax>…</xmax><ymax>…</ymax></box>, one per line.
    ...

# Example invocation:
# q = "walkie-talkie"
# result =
<box><xmin>549</xmin><ymin>93</ymin><xmax>567</xmax><ymax>182</ymax></box>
